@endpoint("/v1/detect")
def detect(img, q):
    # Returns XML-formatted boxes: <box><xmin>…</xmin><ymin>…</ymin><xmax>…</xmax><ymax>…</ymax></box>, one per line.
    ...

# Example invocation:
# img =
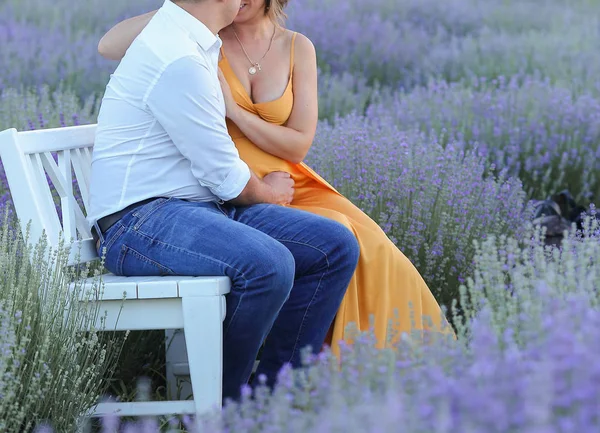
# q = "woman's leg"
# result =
<box><xmin>290</xmin><ymin>186</ymin><xmax>452</xmax><ymax>354</ymax></box>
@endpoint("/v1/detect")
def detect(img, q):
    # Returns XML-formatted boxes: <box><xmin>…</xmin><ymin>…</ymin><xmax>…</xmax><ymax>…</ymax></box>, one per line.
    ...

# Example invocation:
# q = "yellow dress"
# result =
<box><xmin>219</xmin><ymin>33</ymin><xmax>450</xmax><ymax>356</ymax></box>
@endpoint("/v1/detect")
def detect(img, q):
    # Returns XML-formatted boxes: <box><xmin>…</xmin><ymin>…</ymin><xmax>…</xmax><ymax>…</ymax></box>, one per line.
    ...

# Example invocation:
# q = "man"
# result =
<box><xmin>87</xmin><ymin>0</ymin><xmax>359</xmax><ymax>401</ymax></box>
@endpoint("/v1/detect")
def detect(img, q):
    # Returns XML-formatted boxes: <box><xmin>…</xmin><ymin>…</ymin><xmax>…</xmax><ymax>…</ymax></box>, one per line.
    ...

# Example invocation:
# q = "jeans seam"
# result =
<box><xmin>222</xmin><ymin>289</ymin><xmax>247</xmax><ymax>338</ymax></box>
<box><xmin>235</xmin><ymin>203</ymin><xmax>275</xmax><ymax>224</ymax></box>
<box><xmin>134</xmin><ymin>228</ymin><xmax>248</xmax><ymax>275</ymax></box>
<box><xmin>116</xmin><ymin>244</ymin><xmax>176</xmax><ymax>276</ymax></box>
<box><xmin>132</xmin><ymin>197</ymin><xmax>173</xmax><ymax>230</ymax></box>
<box><xmin>275</xmin><ymin>238</ymin><xmax>330</xmax><ymax>264</ymax></box>
<box><xmin>275</xmin><ymin>238</ymin><xmax>330</xmax><ymax>364</ymax></box>
<box><xmin>99</xmin><ymin>223</ymin><xmax>126</xmax><ymax>257</ymax></box>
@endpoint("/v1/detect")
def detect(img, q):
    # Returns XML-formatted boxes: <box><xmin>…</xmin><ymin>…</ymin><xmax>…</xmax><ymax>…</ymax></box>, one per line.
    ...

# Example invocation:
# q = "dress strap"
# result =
<box><xmin>289</xmin><ymin>32</ymin><xmax>298</xmax><ymax>76</ymax></box>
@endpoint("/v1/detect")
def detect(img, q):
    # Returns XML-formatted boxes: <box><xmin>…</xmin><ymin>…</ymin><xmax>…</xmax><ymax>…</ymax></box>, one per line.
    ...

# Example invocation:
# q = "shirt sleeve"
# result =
<box><xmin>145</xmin><ymin>55</ymin><xmax>251</xmax><ymax>202</ymax></box>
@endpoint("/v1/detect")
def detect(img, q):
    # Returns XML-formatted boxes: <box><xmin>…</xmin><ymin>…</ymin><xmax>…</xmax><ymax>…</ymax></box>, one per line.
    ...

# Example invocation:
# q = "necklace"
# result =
<box><xmin>232</xmin><ymin>25</ymin><xmax>276</xmax><ymax>75</ymax></box>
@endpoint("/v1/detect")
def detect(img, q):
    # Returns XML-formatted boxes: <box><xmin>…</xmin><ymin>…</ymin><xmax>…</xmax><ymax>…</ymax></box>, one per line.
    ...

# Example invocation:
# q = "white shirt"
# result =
<box><xmin>87</xmin><ymin>0</ymin><xmax>251</xmax><ymax>226</ymax></box>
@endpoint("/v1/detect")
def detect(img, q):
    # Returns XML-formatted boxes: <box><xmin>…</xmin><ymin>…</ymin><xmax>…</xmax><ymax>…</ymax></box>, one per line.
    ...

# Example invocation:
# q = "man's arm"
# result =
<box><xmin>146</xmin><ymin>55</ymin><xmax>291</xmax><ymax>205</ymax></box>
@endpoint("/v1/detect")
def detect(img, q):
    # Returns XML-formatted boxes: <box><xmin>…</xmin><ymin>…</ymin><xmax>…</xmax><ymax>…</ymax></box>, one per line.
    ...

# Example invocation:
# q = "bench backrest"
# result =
<box><xmin>0</xmin><ymin>125</ymin><xmax>98</xmax><ymax>265</ymax></box>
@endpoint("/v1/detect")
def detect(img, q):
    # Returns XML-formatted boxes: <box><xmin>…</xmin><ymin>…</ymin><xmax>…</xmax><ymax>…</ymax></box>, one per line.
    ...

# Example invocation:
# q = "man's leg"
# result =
<box><xmin>227</xmin><ymin>202</ymin><xmax>360</xmax><ymax>389</ymax></box>
<box><xmin>97</xmin><ymin>198</ymin><xmax>297</xmax><ymax>400</ymax></box>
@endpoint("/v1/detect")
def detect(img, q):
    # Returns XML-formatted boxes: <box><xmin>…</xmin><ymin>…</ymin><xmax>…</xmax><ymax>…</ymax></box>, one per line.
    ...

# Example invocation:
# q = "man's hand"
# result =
<box><xmin>227</xmin><ymin>170</ymin><xmax>295</xmax><ymax>207</ymax></box>
<box><xmin>263</xmin><ymin>171</ymin><xmax>295</xmax><ymax>205</ymax></box>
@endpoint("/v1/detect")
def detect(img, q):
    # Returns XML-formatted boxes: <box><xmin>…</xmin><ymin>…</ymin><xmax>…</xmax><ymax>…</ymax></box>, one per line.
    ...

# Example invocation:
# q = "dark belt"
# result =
<box><xmin>92</xmin><ymin>197</ymin><xmax>161</xmax><ymax>246</ymax></box>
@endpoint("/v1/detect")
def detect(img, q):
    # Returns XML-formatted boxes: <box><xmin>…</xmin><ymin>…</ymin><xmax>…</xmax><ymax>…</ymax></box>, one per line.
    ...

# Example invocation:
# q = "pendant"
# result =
<box><xmin>249</xmin><ymin>63</ymin><xmax>261</xmax><ymax>75</ymax></box>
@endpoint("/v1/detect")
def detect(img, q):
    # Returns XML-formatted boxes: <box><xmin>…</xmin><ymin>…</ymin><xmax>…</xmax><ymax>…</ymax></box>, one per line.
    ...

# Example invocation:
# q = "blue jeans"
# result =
<box><xmin>95</xmin><ymin>197</ymin><xmax>360</xmax><ymax>401</ymax></box>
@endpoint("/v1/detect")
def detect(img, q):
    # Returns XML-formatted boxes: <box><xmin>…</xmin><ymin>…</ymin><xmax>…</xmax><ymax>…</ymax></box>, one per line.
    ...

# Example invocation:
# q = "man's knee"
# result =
<box><xmin>266</xmin><ymin>245</ymin><xmax>296</xmax><ymax>294</ymax></box>
<box><xmin>245</xmin><ymin>240</ymin><xmax>296</xmax><ymax>300</ymax></box>
<box><xmin>323</xmin><ymin>218</ymin><xmax>361</xmax><ymax>270</ymax></box>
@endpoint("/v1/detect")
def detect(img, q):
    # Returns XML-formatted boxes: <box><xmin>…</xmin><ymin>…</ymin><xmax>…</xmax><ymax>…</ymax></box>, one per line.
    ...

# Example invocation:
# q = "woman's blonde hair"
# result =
<box><xmin>265</xmin><ymin>0</ymin><xmax>289</xmax><ymax>27</ymax></box>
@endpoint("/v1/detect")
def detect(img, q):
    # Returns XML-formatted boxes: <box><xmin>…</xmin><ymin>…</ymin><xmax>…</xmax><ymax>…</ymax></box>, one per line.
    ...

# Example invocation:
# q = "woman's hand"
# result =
<box><xmin>218</xmin><ymin>68</ymin><xmax>240</xmax><ymax>121</ymax></box>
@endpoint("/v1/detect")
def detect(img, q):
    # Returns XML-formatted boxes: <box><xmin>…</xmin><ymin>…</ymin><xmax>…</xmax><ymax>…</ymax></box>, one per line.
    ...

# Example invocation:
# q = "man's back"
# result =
<box><xmin>88</xmin><ymin>0</ymin><xmax>250</xmax><ymax>226</ymax></box>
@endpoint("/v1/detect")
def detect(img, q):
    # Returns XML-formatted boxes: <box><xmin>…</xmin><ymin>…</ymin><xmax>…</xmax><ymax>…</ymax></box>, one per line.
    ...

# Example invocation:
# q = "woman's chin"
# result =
<box><xmin>233</xmin><ymin>9</ymin><xmax>258</xmax><ymax>24</ymax></box>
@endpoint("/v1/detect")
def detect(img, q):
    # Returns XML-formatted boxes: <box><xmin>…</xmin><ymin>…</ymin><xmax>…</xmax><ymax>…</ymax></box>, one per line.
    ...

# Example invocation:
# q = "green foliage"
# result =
<box><xmin>454</xmin><ymin>214</ymin><xmax>600</xmax><ymax>343</ymax></box>
<box><xmin>0</xmin><ymin>86</ymin><xmax>100</xmax><ymax>133</ymax></box>
<box><xmin>0</xmin><ymin>217</ymin><xmax>124</xmax><ymax>432</ymax></box>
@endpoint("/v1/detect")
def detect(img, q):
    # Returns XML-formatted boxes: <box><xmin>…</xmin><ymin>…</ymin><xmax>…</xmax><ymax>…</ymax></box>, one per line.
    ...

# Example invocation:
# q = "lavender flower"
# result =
<box><xmin>73</xmin><ymin>272</ymin><xmax>600</xmax><ymax>432</ymax></box>
<box><xmin>370</xmin><ymin>76</ymin><xmax>600</xmax><ymax>202</ymax></box>
<box><xmin>305</xmin><ymin>115</ymin><xmax>529</xmax><ymax>306</ymax></box>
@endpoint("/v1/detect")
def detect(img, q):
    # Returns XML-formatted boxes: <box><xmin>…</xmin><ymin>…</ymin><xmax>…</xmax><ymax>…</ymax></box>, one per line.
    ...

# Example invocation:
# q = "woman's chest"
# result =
<box><xmin>221</xmin><ymin>38</ymin><xmax>292</xmax><ymax>105</ymax></box>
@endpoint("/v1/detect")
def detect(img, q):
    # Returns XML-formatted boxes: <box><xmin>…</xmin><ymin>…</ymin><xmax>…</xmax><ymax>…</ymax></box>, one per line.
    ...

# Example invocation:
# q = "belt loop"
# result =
<box><xmin>93</xmin><ymin>221</ymin><xmax>105</xmax><ymax>244</ymax></box>
<box><xmin>216</xmin><ymin>201</ymin><xmax>229</xmax><ymax>217</ymax></box>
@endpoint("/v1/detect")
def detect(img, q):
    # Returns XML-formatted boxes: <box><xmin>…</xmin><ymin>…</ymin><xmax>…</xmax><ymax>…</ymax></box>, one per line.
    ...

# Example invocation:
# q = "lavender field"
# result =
<box><xmin>1</xmin><ymin>0</ymin><xmax>600</xmax><ymax>431</ymax></box>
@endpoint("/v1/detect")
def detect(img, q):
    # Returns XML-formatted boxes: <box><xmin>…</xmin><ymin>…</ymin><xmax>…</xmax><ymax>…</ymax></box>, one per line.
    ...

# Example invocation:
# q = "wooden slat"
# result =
<box><xmin>73</xmin><ymin>206</ymin><xmax>92</xmax><ymax>240</ymax></box>
<box><xmin>178</xmin><ymin>277</ymin><xmax>231</xmax><ymax>297</ymax></box>
<box><xmin>74</xmin><ymin>275</ymin><xmax>231</xmax><ymax>300</ymax></box>
<box><xmin>172</xmin><ymin>362</ymin><xmax>191</xmax><ymax>376</ymax></box>
<box><xmin>91</xmin><ymin>401</ymin><xmax>196</xmax><ymax>417</ymax></box>
<box><xmin>29</xmin><ymin>153</ymin><xmax>62</xmax><ymax>232</ymax></box>
<box><xmin>67</xmin><ymin>239</ymin><xmax>98</xmax><ymax>266</ymax></box>
<box><xmin>167</xmin><ymin>360</ymin><xmax>258</xmax><ymax>377</ymax></box>
<box><xmin>18</xmin><ymin>124</ymin><xmax>96</xmax><ymax>154</ymax></box>
<box><xmin>82</xmin><ymin>146</ymin><xmax>93</xmax><ymax>168</ymax></box>
<box><xmin>59</xmin><ymin>151</ymin><xmax>77</xmax><ymax>241</ymax></box>
<box><xmin>40</xmin><ymin>151</ymin><xmax>79</xmax><ymax>241</ymax></box>
<box><xmin>40</xmin><ymin>150</ymin><xmax>91</xmax><ymax>242</ymax></box>
<box><xmin>71</xmin><ymin>148</ymin><xmax>90</xmax><ymax>207</ymax></box>
<box><xmin>74</xmin><ymin>274</ymin><xmax>137</xmax><ymax>301</ymax></box>
<box><xmin>89</xmin><ymin>298</ymin><xmax>185</xmax><ymax>331</ymax></box>
<box><xmin>40</xmin><ymin>152</ymin><xmax>67</xmax><ymax>197</ymax></box>
<box><xmin>138</xmin><ymin>278</ymin><xmax>179</xmax><ymax>299</ymax></box>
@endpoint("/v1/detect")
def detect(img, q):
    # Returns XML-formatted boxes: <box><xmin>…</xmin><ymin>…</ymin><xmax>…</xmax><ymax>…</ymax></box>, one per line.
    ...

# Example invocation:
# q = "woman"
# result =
<box><xmin>98</xmin><ymin>0</ymin><xmax>452</xmax><ymax>356</ymax></box>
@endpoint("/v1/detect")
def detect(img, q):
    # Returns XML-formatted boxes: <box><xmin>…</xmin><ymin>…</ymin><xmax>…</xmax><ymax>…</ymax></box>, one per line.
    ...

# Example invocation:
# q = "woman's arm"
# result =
<box><xmin>98</xmin><ymin>11</ymin><xmax>157</xmax><ymax>61</ymax></box>
<box><xmin>227</xmin><ymin>33</ymin><xmax>319</xmax><ymax>164</ymax></box>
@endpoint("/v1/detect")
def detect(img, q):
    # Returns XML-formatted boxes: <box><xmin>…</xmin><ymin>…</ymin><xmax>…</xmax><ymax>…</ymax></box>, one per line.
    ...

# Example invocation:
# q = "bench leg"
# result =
<box><xmin>181</xmin><ymin>295</ymin><xmax>224</xmax><ymax>416</ymax></box>
<box><xmin>165</xmin><ymin>329</ymin><xmax>193</xmax><ymax>400</ymax></box>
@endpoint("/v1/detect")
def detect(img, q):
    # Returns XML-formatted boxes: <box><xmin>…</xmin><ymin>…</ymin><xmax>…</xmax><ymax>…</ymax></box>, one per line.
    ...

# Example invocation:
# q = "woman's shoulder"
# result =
<box><xmin>283</xmin><ymin>30</ymin><xmax>316</xmax><ymax>61</ymax></box>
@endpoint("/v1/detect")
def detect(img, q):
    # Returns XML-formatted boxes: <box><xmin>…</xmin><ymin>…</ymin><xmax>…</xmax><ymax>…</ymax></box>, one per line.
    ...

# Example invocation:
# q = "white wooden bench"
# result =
<box><xmin>0</xmin><ymin>124</ymin><xmax>229</xmax><ymax>418</ymax></box>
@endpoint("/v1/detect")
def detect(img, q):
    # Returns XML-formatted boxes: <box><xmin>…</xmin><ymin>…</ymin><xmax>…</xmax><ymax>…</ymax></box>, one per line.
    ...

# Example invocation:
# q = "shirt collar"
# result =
<box><xmin>162</xmin><ymin>0</ymin><xmax>221</xmax><ymax>51</ymax></box>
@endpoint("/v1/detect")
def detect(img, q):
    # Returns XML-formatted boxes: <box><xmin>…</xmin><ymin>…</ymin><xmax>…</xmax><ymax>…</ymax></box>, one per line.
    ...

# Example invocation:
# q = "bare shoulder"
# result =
<box><xmin>285</xmin><ymin>30</ymin><xmax>316</xmax><ymax>62</ymax></box>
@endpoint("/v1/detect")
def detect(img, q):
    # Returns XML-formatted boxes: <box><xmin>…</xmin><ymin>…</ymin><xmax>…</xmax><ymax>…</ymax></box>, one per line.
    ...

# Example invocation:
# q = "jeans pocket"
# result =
<box><xmin>131</xmin><ymin>197</ymin><xmax>174</xmax><ymax>233</ymax></box>
<box><xmin>98</xmin><ymin>223</ymin><xmax>126</xmax><ymax>258</ymax></box>
<box><xmin>116</xmin><ymin>244</ymin><xmax>175</xmax><ymax>276</ymax></box>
